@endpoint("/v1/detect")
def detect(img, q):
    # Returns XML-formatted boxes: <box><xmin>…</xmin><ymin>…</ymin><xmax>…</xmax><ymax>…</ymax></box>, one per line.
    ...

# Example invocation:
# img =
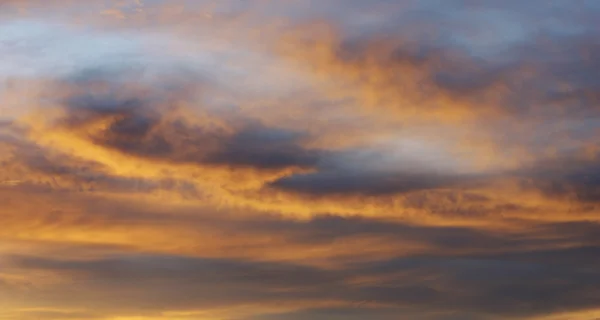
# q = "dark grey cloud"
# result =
<box><xmin>203</xmin><ymin>125</ymin><xmax>322</xmax><ymax>169</ymax></box>
<box><xmin>221</xmin><ymin>216</ymin><xmax>600</xmax><ymax>317</ymax></box>
<box><xmin>6</xmin><ymin>254</ymin><xmax>346</xmax><ymax>313</ymax></box>
<box><xmin>519</xmin><ymin>157</ymin><xmax>600</xmax><ymax>203</ymax></box>
<box><xmin>11</xmin><ymin>254</ymin><xmax>340</xmax><ymax>288</ymax></box>
<box><xmin>7</xmin><ymin>242</ymin><xmax>600</xmax><ymax>319</ymax></box>
<box><xmin>0</xmin><ymin>119</ymin><xmax>13</xmax><ymax>128</ymax></box>
<box><xmin>344</xmin><ymin>255</ymin><xmax>600</xmax><ymax>317</ymax></box>
<box><xmin>472</xmin><ymin>245</ymin><xmax>600</xmax><ymax>268</ymax></box>
<box><xmin>241</xmin><ymin>306</ymin><xmax>494</xmax><ymax>320</ymax></box>
<box><xmin>60</xmin><ymin>92</ymin><xmax>323</xmax><ymax>171</ymax></box>
<box><xmin>12</xmin><ymin>310</ymin><xmax>101</xmax><ymax>320</ymax></box>
<box><xmin>268</xmin><ymin>151</ymin><xmax>600</xmax><ymax>201</ymax></box>
<box><xmin>268</xmin><ymin>170</ymin><xmax>482</xmax><ymax>196</ymax></box>
<box><xmin>243</xmin><ymin>307</ymin><xmax>409</xmax><ymax>320</ymax></box>
<box><xmin>266</xmin><ymin>215</ymin><xmax>526</xmax><ymax>250</ymax></box>
<box><xmin>254</xmin><ymin>217</ymin><xmax>600</xmax><ymax>265</ymax></box>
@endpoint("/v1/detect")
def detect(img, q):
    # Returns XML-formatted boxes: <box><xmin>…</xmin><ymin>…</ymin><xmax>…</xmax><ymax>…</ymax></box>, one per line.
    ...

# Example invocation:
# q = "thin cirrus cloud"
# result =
<box><xmin>1</xmin><ymin>1</ymin><xmax>600</xmax><ymax>320</ymax></box>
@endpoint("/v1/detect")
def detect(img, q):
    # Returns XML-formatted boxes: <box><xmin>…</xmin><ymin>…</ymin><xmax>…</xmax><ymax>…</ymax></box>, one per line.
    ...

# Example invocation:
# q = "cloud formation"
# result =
<box><xmin>2</xmin><ymin>1</ymin><xmax>600</xmax><ymax>320</ymax></box>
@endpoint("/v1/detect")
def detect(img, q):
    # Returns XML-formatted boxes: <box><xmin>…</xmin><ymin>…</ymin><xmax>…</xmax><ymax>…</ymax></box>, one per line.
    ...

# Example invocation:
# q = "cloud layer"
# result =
<box><xmin>2</xmin><ymin>1</ymin><xmax>600</xmax><ymax>319</ymax></box>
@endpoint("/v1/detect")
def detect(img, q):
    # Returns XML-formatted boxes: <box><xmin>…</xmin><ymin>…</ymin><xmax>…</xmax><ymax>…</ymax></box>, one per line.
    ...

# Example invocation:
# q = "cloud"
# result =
<box><xmin>272</xmin><ymin>9</ymin><xmax>600</xmax><ymax>169</ymax></box>
<box><xmin>59</xmin><ymin>93</ymin><xmax>322</xmax><ymax>170</ymax></box>
<box><xmin>268</xmin><ymin>170</ymin><xmax>482</xmax><ymax>196</ymax></box>
<box><xmin>519</xmin><ymin>157</ymin><xmax>600</xmax><ymax>203</ymax></box>
<box><xmin>4</xmin><ymin>253</ymin><xmax>347</xmax><ymax>316</ymax></box>
<box><xmin>276</xmin><ymin>22</ymin><xmax>600</xmax><ymax>124</ymax></box>
<box><xmin>4</xmin><ymin>62</ymin><xmax>598</xmax><ymax>223</ymax></box>
<box><xmin>2</xmin><ymin>171</ymin><xmax>600</xmax><ymax>319</ymax></box>
<box><xmin>3</xmin><ymin>1</ymin><xmax>600</xmax><ymax>319</ymax></box>
<box><xmin>5</xmin><ymin>234</ymin><xmax>600</xmax><ymax>319</ymax></box>
<box><xmin>9</xmin><ymin>309</ymin><xmax>100</xmax><ymax>320</ymax></box>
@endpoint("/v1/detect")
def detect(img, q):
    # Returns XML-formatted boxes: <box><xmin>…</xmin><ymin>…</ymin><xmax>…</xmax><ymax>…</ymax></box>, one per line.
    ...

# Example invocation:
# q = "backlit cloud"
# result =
<box><xmin>2</xmin><ymin>1</ymin><xmax>600</xmax><ymax>319</ymax></box>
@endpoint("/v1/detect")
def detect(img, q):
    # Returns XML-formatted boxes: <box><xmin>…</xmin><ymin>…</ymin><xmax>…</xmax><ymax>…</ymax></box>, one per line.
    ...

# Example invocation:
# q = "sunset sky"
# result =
<box><xmin>1</xmin><ymin>1</ymin><xmax>600</xmax><ymax>319</ymax></box>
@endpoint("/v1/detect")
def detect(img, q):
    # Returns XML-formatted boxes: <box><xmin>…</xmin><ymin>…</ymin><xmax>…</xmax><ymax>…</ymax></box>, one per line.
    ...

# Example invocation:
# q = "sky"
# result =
<box><xmin>1</xmin><ymin>0</ymin><xmax>600</xmax><ymax>319</ymax></box>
